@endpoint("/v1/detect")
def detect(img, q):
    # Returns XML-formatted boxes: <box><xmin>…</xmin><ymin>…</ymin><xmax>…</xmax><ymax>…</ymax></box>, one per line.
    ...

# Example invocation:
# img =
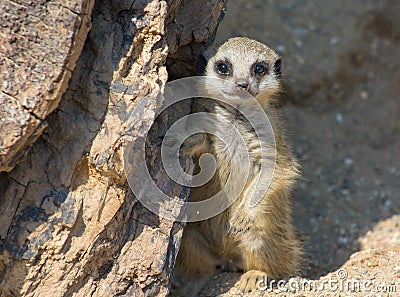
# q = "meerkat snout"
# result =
<box><xmin>235</xmin><ymin>79</ymin><xmax>250</xmax><ymax>90</ymax></box>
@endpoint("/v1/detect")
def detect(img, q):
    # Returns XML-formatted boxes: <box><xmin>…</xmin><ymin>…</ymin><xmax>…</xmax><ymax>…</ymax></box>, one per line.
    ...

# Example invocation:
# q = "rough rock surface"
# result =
<box><xmin>0</xmin><ymin>0</ymin><xmax>93</xmax><ymax>172</ymax></box>
<box><xmin>0</xmin><ymin>0</ymin><xmax>226</xmax><ymax>296</ymax></box>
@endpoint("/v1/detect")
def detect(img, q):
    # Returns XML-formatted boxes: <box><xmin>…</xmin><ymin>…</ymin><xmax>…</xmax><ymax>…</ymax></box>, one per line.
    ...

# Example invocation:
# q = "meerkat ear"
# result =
<box><xmin>274</xmin><ymin>58</ymin><xmax>282</xmax><ymax>79</ymax></box>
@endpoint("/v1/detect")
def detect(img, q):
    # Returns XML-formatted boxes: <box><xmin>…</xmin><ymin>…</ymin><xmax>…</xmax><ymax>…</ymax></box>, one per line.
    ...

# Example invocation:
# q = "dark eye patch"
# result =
<box><xmin>215</xmin><ymin>61</ymin><xmax>231</xmax><ymax>75</ymax></box>
<box><xmin>253</xmin><ymin>62</ymin><xmax>268</xmax><ymax>76</ymax></box>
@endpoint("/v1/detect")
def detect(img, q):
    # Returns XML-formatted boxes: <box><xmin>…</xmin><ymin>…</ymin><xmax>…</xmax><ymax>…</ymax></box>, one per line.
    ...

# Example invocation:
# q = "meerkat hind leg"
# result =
<box><xmin>169</xmin><ymin>275</ymin><xmax>211</xmax><ymax>297</ymax></box>
<box><xmin>170</xmin><ymin>225</ymin><xmax>219</xmax><ymax>296</ymax></box>
<box><xmin>236</xmin><ymin>233</ymin><xmax>282</xmax><ymax>293</ymax></box>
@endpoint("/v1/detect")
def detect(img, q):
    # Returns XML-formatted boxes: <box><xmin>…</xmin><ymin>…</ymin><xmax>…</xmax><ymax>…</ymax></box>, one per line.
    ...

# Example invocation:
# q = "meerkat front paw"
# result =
<box><xmin>238</xmin><ymin>270</ymin><xmax>268</xmax><ymax>293</ymax></box>
<box><xmin>179</xmin><ymin>133</ymin><xmax>207</xmax><ymax>158</ymax></box>
<box><xmin>228</xmin><ymin>211</ymin><xmax>254</xmax><ymax>235</ymax></box>
<box><xmin>163</xmin><ymin>133</ymin><xmax>207</xmax><ymax>158</ymax></box>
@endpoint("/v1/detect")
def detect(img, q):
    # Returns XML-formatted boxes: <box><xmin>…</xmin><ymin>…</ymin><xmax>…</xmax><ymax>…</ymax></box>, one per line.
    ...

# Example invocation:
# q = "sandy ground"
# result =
<box><xmin>201</xmin><ymin>0</ymin><xmax>400</xmax><ymax>295</ymax></box>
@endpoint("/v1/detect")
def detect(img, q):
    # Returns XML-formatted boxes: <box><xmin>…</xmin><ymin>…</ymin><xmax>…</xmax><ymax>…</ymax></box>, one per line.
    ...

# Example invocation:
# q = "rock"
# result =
<box><xmin>0</xmin><ymin>0</ymin><xmax>93</xmax><ymax>172</ymax></box>
<box><xmin>0</xmin><ymin>0</ymin><xmax>226</xmax><ymax>296</ymax></box>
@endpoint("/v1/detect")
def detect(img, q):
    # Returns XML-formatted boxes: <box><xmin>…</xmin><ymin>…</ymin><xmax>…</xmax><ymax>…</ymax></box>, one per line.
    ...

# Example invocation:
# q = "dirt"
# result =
<box><xmin>201</xmin><ymin>0</ymin><xmax>400</xmax><ymax>296</ymax></box>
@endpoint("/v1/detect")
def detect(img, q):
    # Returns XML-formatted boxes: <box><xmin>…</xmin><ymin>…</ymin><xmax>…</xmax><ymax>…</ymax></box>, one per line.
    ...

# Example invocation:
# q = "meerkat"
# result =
<box><xmin>169</xmin><ymin>37</ymin><xmax>303</xmax><ymax>296</ymax></box>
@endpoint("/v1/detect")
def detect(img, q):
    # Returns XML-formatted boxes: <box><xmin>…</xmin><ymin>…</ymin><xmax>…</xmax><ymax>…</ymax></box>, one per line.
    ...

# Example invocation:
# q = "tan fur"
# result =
<box><xmin>169</xmin><ymin>37</ymin><xmax>303</xmax><ymax>296</ymax></box>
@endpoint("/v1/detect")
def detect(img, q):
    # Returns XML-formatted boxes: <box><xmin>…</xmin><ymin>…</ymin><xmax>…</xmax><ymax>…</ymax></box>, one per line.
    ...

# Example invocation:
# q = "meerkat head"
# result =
<box><xmin>204</xmin><ymin>37</ymin><xmax>282</xmax><ymax>102</ymax></box>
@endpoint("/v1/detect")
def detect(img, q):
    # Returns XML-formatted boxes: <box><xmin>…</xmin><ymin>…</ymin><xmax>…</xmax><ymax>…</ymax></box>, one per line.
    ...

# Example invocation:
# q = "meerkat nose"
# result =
<box><xmin>235</xmin><ymin>79</ymin><xmax>250</xmax><ymax>90</ymax></box>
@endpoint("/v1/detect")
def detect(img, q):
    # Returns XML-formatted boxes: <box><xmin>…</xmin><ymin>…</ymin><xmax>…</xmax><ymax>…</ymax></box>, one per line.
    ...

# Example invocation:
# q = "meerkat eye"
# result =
<box><xmin>215</xmin><ymin>62</ymin><xmax>230</xmax><ymax>75</ymax></box>
<box><xmin>253</xmin><ymin>63</ymin><xmax>268</xmax><ymax>76</ymax></box>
